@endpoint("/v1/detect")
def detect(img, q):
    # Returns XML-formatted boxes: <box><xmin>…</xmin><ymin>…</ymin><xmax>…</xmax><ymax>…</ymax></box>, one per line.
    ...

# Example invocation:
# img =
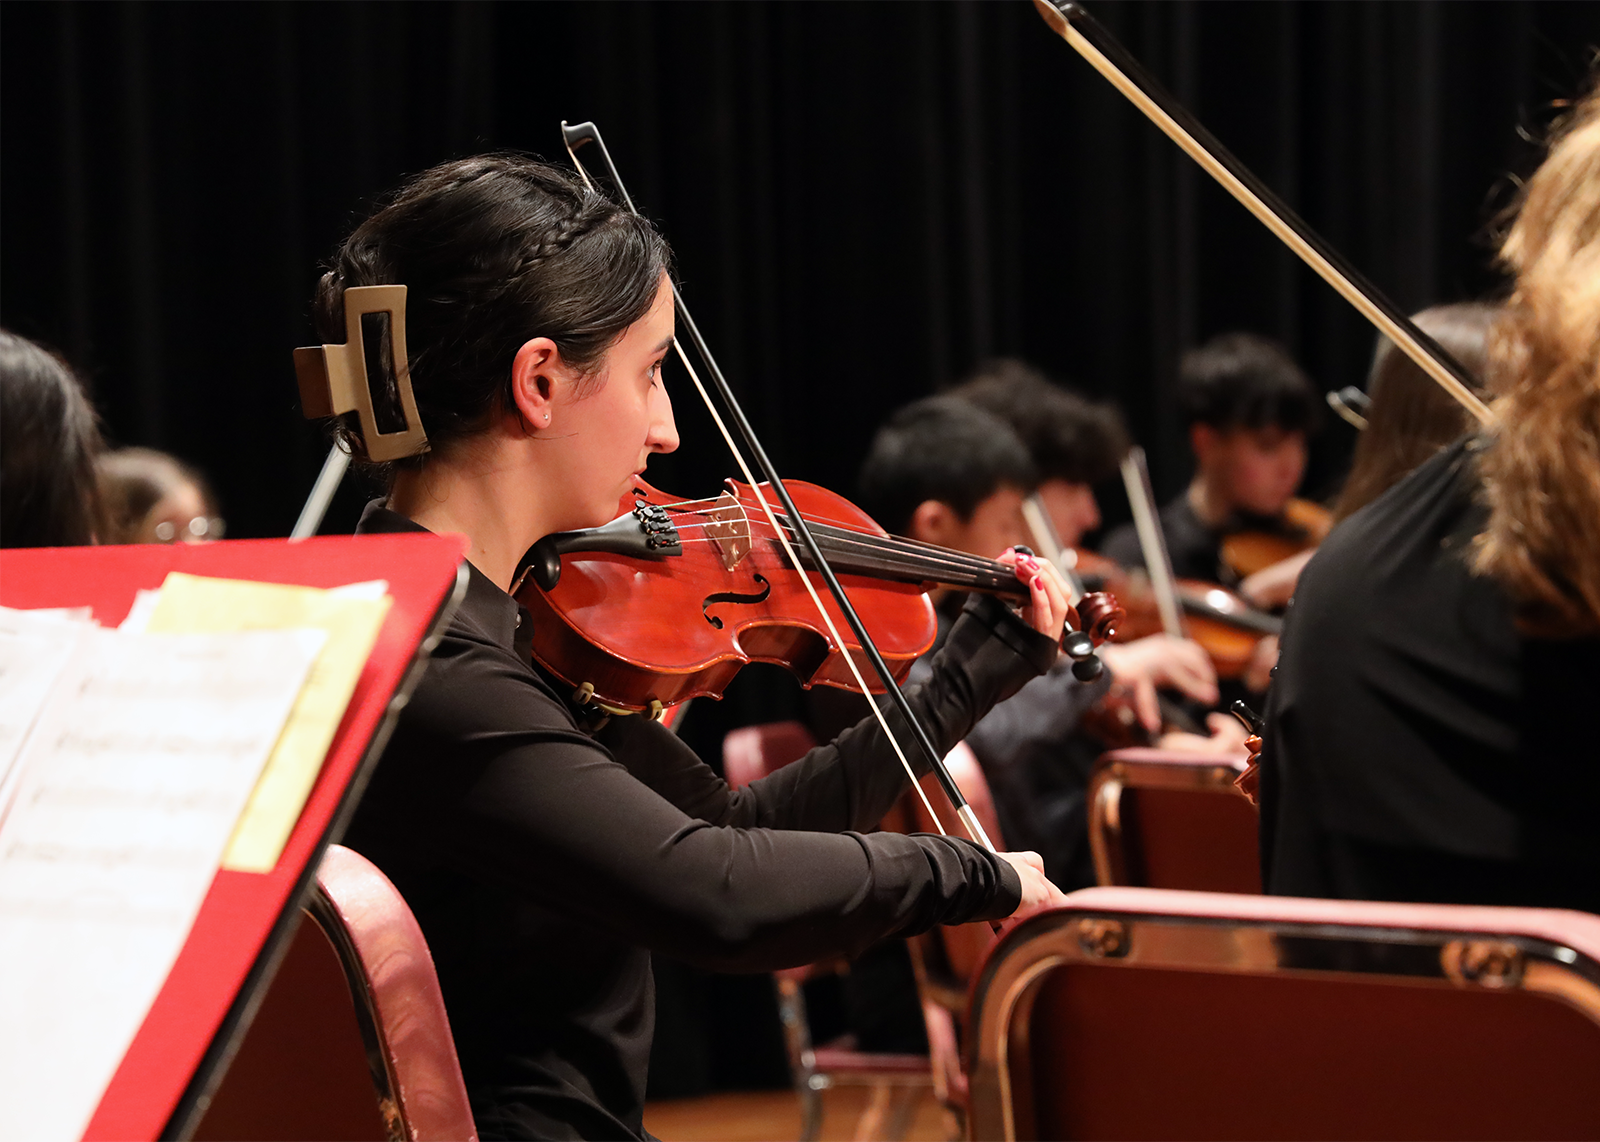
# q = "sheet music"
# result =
<box><xmin>0</xmin><ymin>607</ymin><xmax>96</xmax><ymax>796</ymax></box>
<box><xmin>142</xmin><ymin>573</ymin><xmax>392</xmax><ymax>872</ymax></box>
<box><xmin>0</xmin><ymin>624</ymin><xmax>325</xmax><ymax>1142</ymax></box>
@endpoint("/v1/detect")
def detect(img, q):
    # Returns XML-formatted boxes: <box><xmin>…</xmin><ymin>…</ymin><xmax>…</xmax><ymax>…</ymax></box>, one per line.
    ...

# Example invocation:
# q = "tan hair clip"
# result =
<box><xmin>294</xmin><ymin>284</ymin><xmax>428</xmax><ymax>462</ymax></box>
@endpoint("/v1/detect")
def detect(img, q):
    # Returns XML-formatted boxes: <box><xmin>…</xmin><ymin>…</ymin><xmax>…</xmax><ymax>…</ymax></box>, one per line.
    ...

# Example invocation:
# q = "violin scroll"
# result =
<box><xmin>1076</xmin><ymin>590</ymin><xmax>1123</xmax><ymax>645</ymax></box>
<box><xmin>1062</xmin><ymin>590</ymin><xmax>1123</xmax><ymax>682</ymax></box>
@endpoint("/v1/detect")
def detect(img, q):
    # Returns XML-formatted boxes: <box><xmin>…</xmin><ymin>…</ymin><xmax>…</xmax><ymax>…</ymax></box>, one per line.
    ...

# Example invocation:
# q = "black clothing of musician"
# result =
<box><xmin>344</xmin><ymin>502</ymin><xmax>1053</xmax><ymax>1140</ymax></box>
<box><xmin>1259</xmin><ymin>438</ymin><xmax>1600</xmax><ymax>910</ymax></box>
<box><xmin>1103</xmin><ymin>494</ymin><xmax>1221</xmax><ymax>582</ymax></box>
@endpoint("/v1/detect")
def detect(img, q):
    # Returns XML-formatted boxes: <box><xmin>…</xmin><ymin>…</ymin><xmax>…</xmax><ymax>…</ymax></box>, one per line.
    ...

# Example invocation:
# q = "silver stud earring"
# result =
<box><xmin>543</xmin><ymin>411</ymin><xmax>550</xmax><ymax>422</ymax></box>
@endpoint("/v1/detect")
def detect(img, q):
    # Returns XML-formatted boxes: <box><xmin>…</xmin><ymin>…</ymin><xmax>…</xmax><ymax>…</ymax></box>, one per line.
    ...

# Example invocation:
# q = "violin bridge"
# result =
<box><xmin>702</xmin><ymin>492</ymin><xmax>751</xmax><ymax>571</ymax></box>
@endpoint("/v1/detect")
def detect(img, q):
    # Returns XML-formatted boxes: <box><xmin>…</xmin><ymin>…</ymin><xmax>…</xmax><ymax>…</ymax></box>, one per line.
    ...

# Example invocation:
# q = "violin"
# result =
<box><xmin>1070</xmin><ymin>548</ymin><xmax>1280</xmax><ymax>680</ymax></box>
<box><xmin>1218</xmin><ymin>497</ymin><xmax>1333</xmax><ymax>581</ymax></box>
<box><xmin>1023</xmin><ymin>480</ymin><xmax>1280</xmax><ymax>683</ymax></box>
<box><xmin>513</xmin><ymin>477</ymin><xmax>1123</xmax><ymax>718</ymax></box>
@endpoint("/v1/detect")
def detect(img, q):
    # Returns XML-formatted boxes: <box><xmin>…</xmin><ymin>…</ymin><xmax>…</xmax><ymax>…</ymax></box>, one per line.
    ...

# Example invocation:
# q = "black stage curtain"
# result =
<box><xmin>5</xmin><ymin>0</ymin><xmax>1598</xmax><ymax>1096</ymax></box>
<box><xmin>6</xmin><ymin>1</ymin><xmax>1597</xmax><ymax>540</ymax></box>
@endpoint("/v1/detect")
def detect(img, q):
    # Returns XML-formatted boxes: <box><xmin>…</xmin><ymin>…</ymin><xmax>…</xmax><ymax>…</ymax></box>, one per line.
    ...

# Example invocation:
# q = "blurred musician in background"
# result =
<box><xmin>950</xmin><ymin>359</ymin><xmax>1127</xmax><ymax>547</ymax></box>
<box><xmin>1103</xmin><ymin>332</ymin><xmax>1324</xmax><ymax>608</ymax></box>
<box><xmin>310</xmin><ymin>155</ymin><xmax>1072</xmax><ymax>1140</ymax></box>
<box><xmin>1260</xmin><ymin>86</ymin><xmax>1600</xmax><ymax>912</ymax></box>
<box><xmin>859</xmin><ymin>394</ymin><xmax>1241</xmax><ymax>892</ymax></box>
<box><xmin>951</xmin><ymin>360</ymin><xmax>1221</xmax><ymax>728</ymax></box>
<box><xmin>0</xmin><ymin>329</ymin><xmax>105</xmax><ymax>549</ymax></box>
<box><xmin>98</xmin><ymin>447</ymin><xmax>225</xmax><ymax>544</ymax></box>
<box><xmin>1332</xmin><ymin>301</ymin><xmax>1496</xmax><ymax>523</ymax></box>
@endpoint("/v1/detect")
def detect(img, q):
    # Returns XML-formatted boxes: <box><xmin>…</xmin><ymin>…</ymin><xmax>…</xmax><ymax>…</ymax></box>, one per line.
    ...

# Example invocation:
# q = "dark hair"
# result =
<box><xmin>1178</xmin><ymin>332</ymin><xmax>1321</xmax><ymax>434</ymax></box>
<box><xmin>858</xmin><ymin>395</ymin><xmax>1037</xmax><ymax>536</ymax></box>
<box><xmin>97</xmin><ymin>447</ymin><xmax>220</xmax><ymax>543</ymax></box>
<box><xmin>950</xmin><ymin>359</ymin><xmax>1130</xmax><ymax>485</ymax></box>
<box><xmin>312</xmin><ymin>154</ymin><xmax>672</xmax><ymax>473</ymax></box>
<box><xmin>0</xmin><ymin>330</ymin><xmax>104</xmax><ymax>548</ymax></box>
<box><xmin>1333</xmin><ymin>302</ymin><xmax>1496</xmax><ymax>522</ymax></box>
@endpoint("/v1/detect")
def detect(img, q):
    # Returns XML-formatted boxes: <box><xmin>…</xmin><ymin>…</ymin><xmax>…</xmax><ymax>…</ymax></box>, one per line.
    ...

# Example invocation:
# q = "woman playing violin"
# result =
<box><xmin>1259</xmin><ymin>87</ymin><xmax>1600</xmax><ymax>911</ymax></box>
<box><xmin>317</xmin><ymin>154</ymin><xmax>1073</xmax><ymax>1140</ymax></box>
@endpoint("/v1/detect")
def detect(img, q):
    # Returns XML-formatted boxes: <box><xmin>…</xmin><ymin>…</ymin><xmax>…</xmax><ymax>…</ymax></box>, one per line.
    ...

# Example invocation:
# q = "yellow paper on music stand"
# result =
<box><xmin>144</xmin><ymin>572</ymin><xmax>391</xmax><ymax>872</ymax></box>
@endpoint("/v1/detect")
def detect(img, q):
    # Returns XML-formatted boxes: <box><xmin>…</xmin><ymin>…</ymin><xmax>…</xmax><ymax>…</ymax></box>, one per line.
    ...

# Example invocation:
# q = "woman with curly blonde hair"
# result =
<box><xmin>1258</xmin><ymin>85</ymin><xmax>1600</xmax><ymax>910</ymax></box>
<box><xmin>1475</xmin><ymin>97</ymin><xmax>1600</xmax><ymax>637</ymax></box>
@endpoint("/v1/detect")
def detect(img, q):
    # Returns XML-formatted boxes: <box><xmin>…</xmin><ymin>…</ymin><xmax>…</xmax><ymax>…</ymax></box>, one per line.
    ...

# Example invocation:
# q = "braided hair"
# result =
<box><xmin>312</xmin><ymin>154</ymin><xmax>672</xmax><ymax>474</ymax></box>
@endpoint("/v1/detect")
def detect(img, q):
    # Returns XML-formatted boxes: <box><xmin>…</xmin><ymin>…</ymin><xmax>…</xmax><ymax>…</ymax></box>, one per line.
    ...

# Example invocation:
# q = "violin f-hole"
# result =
<box><xmin>702</xmin><ymin>574</ymin><xmax>772</xmax><ymax>630</ymax></box>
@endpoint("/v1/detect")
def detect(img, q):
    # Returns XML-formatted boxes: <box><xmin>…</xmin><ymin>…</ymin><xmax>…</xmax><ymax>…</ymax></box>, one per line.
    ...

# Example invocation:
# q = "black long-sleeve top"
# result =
<box><xmin>344</xmin><ymin>504</ymin><xmax>1055</xmax><ymax>1139</ymax></box>
<box><xmin>1259</xmin><ymin>438</ymin><xmax>1600</xmax><ymax>909</ymax></box>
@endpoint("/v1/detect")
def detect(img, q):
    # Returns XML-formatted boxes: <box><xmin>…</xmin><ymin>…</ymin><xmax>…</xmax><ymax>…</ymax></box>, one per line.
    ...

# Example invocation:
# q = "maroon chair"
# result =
<box><xmin>1088</xmin><ymin>747</ymin><xmax>1260</xmax><ymax>892</ymax></box>
<box><xmin>194</xmin><ymin>845</ymin><xmax>476</xmax><ymax>1141</ymax></box>
<box><xmin>966</xmin><ymin>886</ymin><xmax>1600</xmax><ymax>1141</ymax></box>
<box><xmin>722</xmin><ymin>721</ymin><xmax>932</xmax><ymax>1142</ymax></box>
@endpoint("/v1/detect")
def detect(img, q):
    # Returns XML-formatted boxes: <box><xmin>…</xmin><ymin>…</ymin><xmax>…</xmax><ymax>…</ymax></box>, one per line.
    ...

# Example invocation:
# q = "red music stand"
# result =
<box><xmin>0</xmin><ymin>532</ymin><xmax>468</xmax><ymax>1141</ymax></box>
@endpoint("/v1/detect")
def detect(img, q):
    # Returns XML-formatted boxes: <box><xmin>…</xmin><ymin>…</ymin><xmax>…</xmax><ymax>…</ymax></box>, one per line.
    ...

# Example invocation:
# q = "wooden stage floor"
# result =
<box><xmin>645</xmin><ymin>1086</ymin><xmax>951</xmax><ymax>1141</ymax></box>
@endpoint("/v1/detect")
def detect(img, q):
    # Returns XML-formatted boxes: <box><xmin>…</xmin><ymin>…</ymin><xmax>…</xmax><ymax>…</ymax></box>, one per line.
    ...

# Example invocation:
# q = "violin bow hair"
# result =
<box><xmin>1033</xmin><ymin>0</ymin><xmax>1493</xmax><ymax>427</ymax></box>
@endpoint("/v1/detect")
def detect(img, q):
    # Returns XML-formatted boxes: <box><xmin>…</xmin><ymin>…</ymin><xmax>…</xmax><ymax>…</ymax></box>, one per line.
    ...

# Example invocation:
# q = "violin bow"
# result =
<box><xmin>560</xmin><ymin>121</ymin><xmax>1000</xmax><ymax>852</ymax></box>
<box><xmin>291</xmin><ymin>444</ymin><xmax>350</xmax><ymax>539</ymax></box>
<box><xmin>1119</xmin><ymin>447</ymin><xmax>1186</xmax><ymax>639</ymax></box>
<box><xmin>1021</xmin><ymin>493</ymin><xmax>1090</xmax><ymax>605</ymax></box>
<box><xmin>1033</xmin><ymin>0</ymin><xmax>1494</xmax><ymax>427</ymax></box>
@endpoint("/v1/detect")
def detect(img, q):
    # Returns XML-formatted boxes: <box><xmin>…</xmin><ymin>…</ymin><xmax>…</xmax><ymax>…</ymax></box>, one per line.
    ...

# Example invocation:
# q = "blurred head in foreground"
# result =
<box><xmin>0</xmin><ymin>329</ymin><xmax>104</xmax><ymax>548</ymax></box>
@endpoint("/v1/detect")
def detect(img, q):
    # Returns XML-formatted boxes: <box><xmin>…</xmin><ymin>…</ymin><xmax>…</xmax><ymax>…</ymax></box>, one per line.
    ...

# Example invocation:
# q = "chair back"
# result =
<box><xmin>722</xmin><ymin>719</ymin><xmax>819</xmax><ymax>788</ymax></box>
<box><xmin>966</xmin><ymin>886</ymin><xmax>1600</xmax><ymax>1141</ymax></box>
<box><xmin>194</xmin><ymin>845</ymin><xmax>476</xmax><ymax>1141</ymax></box>
<box><xmin>1088</xmin><ymin>747</ymin><xmax>1259</xmax><ymax>892</ymax></box>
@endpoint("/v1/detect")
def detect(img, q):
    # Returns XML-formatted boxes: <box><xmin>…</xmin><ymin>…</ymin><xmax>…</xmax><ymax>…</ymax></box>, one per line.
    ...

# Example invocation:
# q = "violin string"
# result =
<box><xmin>669</xmin><ymin>532</ymin><xmax>1021</xmax><ymax>593</ymax></box>
<box><xmin>654</xmin><ymin>497</ymin><xmax>1002</xmax><ymax>565</ymax></box>
<box><xmin>650</xmin><ymin>496</ymin><xmax>733</xmax><ymax>512</ymax></box>
<box><xmin>663</xmin><ymin>508</ymin><xmax>1011</xmax><ymax>576</ymax></box>
<box><xmin>662</xmin><ymin>338</ymin><xmax>949</xmax><ymax>836</ymax></box>
<box><xmin>663</xmin><ymin>501</ymin><xmax>1005</xmax><ymax>566</ymax></box>
<box><xmin>666</xmin><ymin>516</ymin><xmax>1023</xmax><ymax>590</ymax></box>
<box><xmin>667</xmin><ymin>525</ymin><xmax>1019</xmax><ymax>589</ymax></box>
<box><xmin>568</xmin><ymin>140</ymin><xmax>947</xmax><ymax>840</ymax></box>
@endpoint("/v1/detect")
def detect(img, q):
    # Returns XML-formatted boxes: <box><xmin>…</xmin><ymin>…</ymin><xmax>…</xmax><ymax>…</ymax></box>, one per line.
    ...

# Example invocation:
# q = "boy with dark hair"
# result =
<box><xmin>951</xmin><ymin>360</ymin><xmax>1127</xmax><ymax>546</ymax></box>
<box><xmin>951</xmin><ymin>361</ymin><xmax>1220</xmax><ymax>722</ymax></box>
<box><xmin>857</xmin><ymin>395</ymin><xmax>1038</xmax><ymax>552</ymax></box>
<box><xmin>1103</xmin><ymin>332</ymin><xmax>1321</xmax><ymax>586</ymax></box>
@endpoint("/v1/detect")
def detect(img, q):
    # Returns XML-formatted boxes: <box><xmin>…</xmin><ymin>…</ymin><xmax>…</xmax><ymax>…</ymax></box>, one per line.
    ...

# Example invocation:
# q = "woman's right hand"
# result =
<box><xmin>997</xmin><ymin>849</ymin><xmax>1070</xmax><ymax>922</ymax></box>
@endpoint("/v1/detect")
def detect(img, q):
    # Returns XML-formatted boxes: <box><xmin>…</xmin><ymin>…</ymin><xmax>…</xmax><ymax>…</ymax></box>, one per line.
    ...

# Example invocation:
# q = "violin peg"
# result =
<box><xmin>1071</xmin><ymin>655</ymin><xmax>1104</xmax><ymax>682</ymax></box>
<box><xmin>1230</xmin><ymin>699</ymin><xmax>1263</xmax><ymax>736</ymax></box>
<box><xmin>1062</xmin><ymin>630</ymin><xmax>1096</xmax><ymax>660</ymax></box>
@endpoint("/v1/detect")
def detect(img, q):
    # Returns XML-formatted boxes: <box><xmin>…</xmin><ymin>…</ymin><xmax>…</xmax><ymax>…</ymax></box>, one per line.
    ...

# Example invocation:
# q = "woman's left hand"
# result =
<box><xmin>997</xmin><ymin>548</ymin><xmax>1072</xmax><ymax>644</ymax></box>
